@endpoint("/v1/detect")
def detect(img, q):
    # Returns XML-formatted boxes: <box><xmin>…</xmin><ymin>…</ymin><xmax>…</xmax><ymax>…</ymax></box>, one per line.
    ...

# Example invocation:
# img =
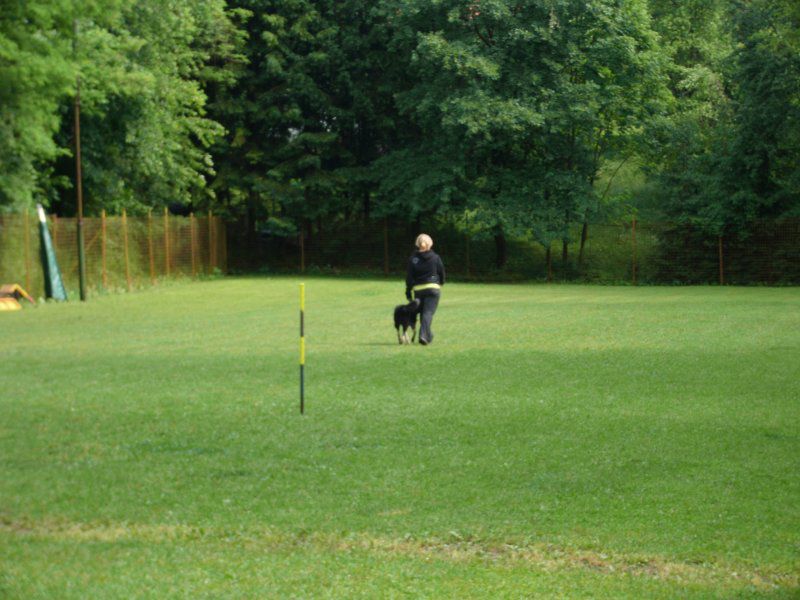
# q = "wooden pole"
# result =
<box><xmin>122</xmin><ymin>209</ymin><xmax>132</xmax><ymax>292</ymax></box>
<box><xmin>632</xmin><ymin>217</ymin><xmax>638</xmax><ymax>286</ymax></box>
<box><xmin>163</xmin><ymin>207</ymin><xmax>170</xmax><ymax>277</ymax></box>
<box><xmin>190</xmin><ymin>213</ymin><xmax>197</xmax><ymax>277</ymax></box>
<box><xmin>718</xmin><ymin>235</ymin><xmax>724</xmax><ymax>285</ymax></box>
<box><xmin>73</xmin><ymin>20</ymin><xmax>87</xmax><ymax>301</ymax></box>
<box><xmin>23</xmin><ymin>211</ymin><xmax>32</xmax><ymax>293</ymax></box>
<box><xmin>147</xmin><ymin>209</ymin><xmax>155</xmax><ymax>284</ymax></box>
<box><xmin>101</xmin><ymin>209</ymin><xmax>108</xmax><ymax>288</ymax></box>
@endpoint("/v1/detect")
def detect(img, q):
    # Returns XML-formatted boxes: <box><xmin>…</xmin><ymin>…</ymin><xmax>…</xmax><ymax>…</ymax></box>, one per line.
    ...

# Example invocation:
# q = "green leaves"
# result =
<box><xmin>0</xmin><ymin>0</ymin><xmax>75</xmax><ymax>209</ymax></box>
<box><xmin>382</xmin><ymin>0</ymin><xmax>667</xmax><ymax>243</ymax></box>
<box><xmin>3</xmin><ymin>0</ymin><xmax>794</xmax><ymax>244</ymax></box>
<box><xmin>646</xmin><ymin>0</ymin><xmax>800</xmax><ymax>234</ymax></box>
<box><xmin>0</xmin><ymin>0</ymin><xmax>245</xmax><ymax>213</ymax></box>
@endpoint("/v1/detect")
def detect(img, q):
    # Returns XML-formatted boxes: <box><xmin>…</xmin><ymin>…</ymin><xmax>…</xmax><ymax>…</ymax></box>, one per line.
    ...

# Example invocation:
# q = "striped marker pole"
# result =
<box><xmin>300</xmin><ymin>283</ymin><xmax>306</xmax><ymax>414</ymax></box>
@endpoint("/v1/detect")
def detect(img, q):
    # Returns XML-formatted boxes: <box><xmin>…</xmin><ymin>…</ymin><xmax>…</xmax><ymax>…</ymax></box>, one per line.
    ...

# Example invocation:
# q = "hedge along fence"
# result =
<box><xmin>226</xmin><ymin>216</ymin><xmax>800</xmax><ymax>285</ymax></box>
<box><xmin>0</xmin><ymin>210</ymin><xmax>227</xmax><ymax>299</ymax></box>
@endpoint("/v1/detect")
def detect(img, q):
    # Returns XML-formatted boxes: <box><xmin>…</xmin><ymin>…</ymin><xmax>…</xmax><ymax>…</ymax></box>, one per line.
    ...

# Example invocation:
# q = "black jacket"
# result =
<box><xmin>405</xmin><ymin>250</ymin><xmax>445</xmax><ymax>299</ymax></box>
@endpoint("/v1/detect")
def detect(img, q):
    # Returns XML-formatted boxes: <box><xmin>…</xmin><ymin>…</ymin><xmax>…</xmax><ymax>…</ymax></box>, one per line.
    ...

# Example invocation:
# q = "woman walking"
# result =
<box><xmin>405</xmin><ymin>234</ymin><xmax>445</xmax><ymax>345</ymax></box>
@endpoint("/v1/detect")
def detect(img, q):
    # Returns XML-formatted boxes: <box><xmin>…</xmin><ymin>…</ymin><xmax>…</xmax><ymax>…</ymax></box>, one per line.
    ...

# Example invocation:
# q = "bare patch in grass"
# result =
<box><xmin>2</xmin><ymin>515</ymin><xmax>796</xmax><ymax>593</ymax></box>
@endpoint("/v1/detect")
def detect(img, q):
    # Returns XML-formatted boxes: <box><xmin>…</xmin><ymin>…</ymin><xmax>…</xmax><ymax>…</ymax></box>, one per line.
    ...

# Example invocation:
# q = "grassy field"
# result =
<box><xmin>1</xmin><ymin>278</ymin><xmax>798</xmax><ymax>598</ymax></box>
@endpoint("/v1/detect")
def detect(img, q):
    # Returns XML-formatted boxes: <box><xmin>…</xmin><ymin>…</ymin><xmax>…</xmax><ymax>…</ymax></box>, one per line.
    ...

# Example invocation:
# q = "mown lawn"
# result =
<box><xmin>1</xmin><ymin>278</ymin><xmax>798</xmax><ymax>598</ymax></box>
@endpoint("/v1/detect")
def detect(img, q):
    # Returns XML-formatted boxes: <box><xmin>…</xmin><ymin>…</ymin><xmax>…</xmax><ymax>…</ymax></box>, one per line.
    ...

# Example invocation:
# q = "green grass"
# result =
<box><xmin>1</xmin><ymin>278</ymin><xmax>798</xmax><ymax>598</ymax></box>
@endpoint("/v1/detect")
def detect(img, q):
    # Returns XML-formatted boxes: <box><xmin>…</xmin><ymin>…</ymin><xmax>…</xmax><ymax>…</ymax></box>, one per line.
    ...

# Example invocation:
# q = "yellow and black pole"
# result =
<box><xmin>300</xmin><ymin>283</ymin><xmax>306</xmax><ymax>414</ymax></box>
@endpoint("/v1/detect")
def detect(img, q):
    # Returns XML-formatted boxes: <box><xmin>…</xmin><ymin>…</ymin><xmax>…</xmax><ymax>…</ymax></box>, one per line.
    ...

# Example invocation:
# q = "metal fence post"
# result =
<box><xmin>23</xmin><ymin>211</ymin><xmax>32</xmax><ymax>293</ymax></box>
<box><xmin>190</xmin><ymin>212</ymin><xmax>197</xmax><ymax>277</ymax></box>
<box><xmin>208</xmin><ymin>211</ymin><xmax>215</xmax><ymax>273</ymax></box>
<box><xmin>220</xmin><ymin>219</ymin><xmax>228</xmax><ymax>274</ymax></box>
<box><xmin>163</xmin><ymin>207</ymin><xmax>170</xmax><ymax>277</ymax></box>
<box><xmin>383</xmin><ymin>217</ymin><xmax>389</xmax><ymax>276</ymax></box>
<box><xmin>465</xmin><ymin>233</ymin><xmax>471</xmax><ymax>278</ymax></box>
<box><xmin>147</xmin><ymin>209</ymin><xmax>155</xmax><ymax>284</ymax></box>
<box><xmin>101</xmin><ymin>209</ymin><xmax>108</xmax><ymax>288</ymax></box>
<box><xmin>122</xmin><ymin>209</ymin><xmax>132</xmax><ymax>291</ymax></box>
<box><xmin>632</xmin><ymin>217</ymin><xmax>638</xmax><ymax>285</ymax></box>
<box><xmin>299</xmin><ymin>229</ymin><xmax>305</xmax><ymax>273</ymax></box>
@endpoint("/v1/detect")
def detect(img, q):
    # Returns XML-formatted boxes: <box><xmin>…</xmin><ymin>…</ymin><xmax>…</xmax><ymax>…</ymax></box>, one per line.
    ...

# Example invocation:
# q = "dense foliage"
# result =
<box><xmin>1</xmin><ymin>0</ymin><xmax>797</xmax><ymax>245</ymax></box>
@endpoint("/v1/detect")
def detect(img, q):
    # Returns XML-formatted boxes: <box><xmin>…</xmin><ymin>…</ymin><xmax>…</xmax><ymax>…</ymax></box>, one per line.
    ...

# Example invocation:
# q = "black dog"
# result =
<box><xmin>394</xmin><ymin>298</ymin><xmax>421</xmax><ymax>344</ymax></box>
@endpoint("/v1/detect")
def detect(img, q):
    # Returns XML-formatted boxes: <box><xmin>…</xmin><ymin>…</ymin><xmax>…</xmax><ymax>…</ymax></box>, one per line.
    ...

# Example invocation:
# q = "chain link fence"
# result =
<box><xmin>226</xmin><ymin>217</ymin><xmax>800</xmax><ymax>285</ymax></box>
<box><xmin>0</xmin><ymin>211</ymin><xmax>227</xmax><ymax>299</ymax></box>
<box><xmin>3</xmin><ymin>212</ymin><xmax>797</xmax><ymax>295</ymax></box>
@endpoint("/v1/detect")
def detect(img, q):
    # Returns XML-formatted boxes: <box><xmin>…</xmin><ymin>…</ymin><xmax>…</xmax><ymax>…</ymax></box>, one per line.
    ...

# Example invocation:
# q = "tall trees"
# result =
<box><xmin>0</xmin><ymin>1</ymin><xmax>75</xmax><ymax>208</ymax></box>
<box><xmin>1</xmin><ymin>0</ymin><xmax>796</xmax><ymax>251</ymax></box>
<box><xmin>0</xmin><ymin>1</ymin><xmax>245</xmax><ymax>213</ymax></box>
<box><xmin>646</xmin><ymin>0</ymin><xmax>800</xmax><ymax>234</ymax></box>
<box><xmin>375</xmin><ymin>0</ymin><xmax>668</xmax><ymax>264</ymax></box>
<box><xmin>208</xmin><ymin>0</ymin><xmax>399</xmax><ymax>233</ymax></box>
<box><xmin>729</xmin><ymin>0</ymin><xmax>800</xmax><ymax>218</ymax></box>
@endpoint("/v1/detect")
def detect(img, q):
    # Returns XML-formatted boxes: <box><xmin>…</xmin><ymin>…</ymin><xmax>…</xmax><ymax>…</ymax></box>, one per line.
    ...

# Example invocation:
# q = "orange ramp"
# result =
<box><xmin>0</xmin><ymin>284</ymin><xmax>35</xmax><ymax>311</ymax></box>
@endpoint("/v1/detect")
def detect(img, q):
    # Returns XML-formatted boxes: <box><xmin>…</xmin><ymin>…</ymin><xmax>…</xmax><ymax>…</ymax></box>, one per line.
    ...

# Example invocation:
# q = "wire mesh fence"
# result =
<box><xmin>225</xmin><ymin>216</ymin><xmax>800</xmax><ymax>285</ymax></box>
<box><xmin>3</xmin><ymin>211</ymin><xmax>798</xmax><ymax>296</ymax></box>
<box><xmin>0</xmin><ymin>211</ymin><xmax>227</xmax><ymax>299</ymax></box>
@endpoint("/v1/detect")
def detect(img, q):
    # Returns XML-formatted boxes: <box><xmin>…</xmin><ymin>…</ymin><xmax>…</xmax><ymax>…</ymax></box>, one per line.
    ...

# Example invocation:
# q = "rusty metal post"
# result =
<box><xmin>163</xmin><ymin>207</ymin><xmax>170</xmax><ymax>277</ymax></box>
<box><xmin>147</xmin><ymin>210</ymin><xmax>155</xmax><ymax>284</ymax></box>
<box><xmin>632</xmin><ymin>217</ymin><xmax>638</xmax><ymax>285</ymax></box>
<box><xmin>299</xmin><ymin>229</ymin><xmax>305</xmax><ymax>273</ymax></box>
<box><xmin>101</xmin><ymin>209</ymin><xmax>108</xmax><ymax>288</ymax></box>
<box><xmin>73</xmin><ymin>51</ymin><xmax>87</xmax><ymax>300</ymax></box>
<box><xmin>220</xmin><ymin>219</ymin><xmax>228</xmax><ymax>274</ymax></box>
<box><xmin>208</xmin><ymin>210</ymin><xmax>215</xmax><ymax>272</ymax></box>
<box><xmin>465</xmin><ymin>233</ymin><xmax>471</xmax><ymax>278</ymax></box>
<box><xmin>122</xmin><ymin>209</ymin><xmax>132</xmax><ymax>291</ymax></box>
<box><xmin>23</xmin><ymin>211</ymin><xmax>32</xmax><ymax>292</ymax></box>
<box><xmin>190</xmin><ymin>212</ymin><xmax>197</xmax><ymax>277</ymax></box>
<box><xmin>718</xmin><ymin>235</ymin><xmax>724</xmax><ymax>285</ymax></box>
<box><xmin>383</xmin><ymin>217</ymin><xmax>389</xmax><ymax>276</ymax></box>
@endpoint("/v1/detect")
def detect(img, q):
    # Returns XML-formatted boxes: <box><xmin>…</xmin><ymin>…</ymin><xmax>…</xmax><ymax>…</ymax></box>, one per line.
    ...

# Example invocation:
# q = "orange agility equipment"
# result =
<box><xmin>0</xmin><ymin>284</ymin><xmax>35</xmax><ymax>311</ymax></box>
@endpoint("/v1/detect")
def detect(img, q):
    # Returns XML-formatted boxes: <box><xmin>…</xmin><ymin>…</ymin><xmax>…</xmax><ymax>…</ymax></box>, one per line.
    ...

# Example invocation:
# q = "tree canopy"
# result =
<box><xmin>1</xmin><ymin>0</ymin><xmax>797</xmax><ymax>245</ymax></box>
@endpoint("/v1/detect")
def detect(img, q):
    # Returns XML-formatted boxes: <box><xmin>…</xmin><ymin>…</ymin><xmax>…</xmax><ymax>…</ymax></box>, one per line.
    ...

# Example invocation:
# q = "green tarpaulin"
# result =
<box><xmin>37</xmin><ymin>204</ymin><xmax>67</xmax><ymax>301</ymax></box>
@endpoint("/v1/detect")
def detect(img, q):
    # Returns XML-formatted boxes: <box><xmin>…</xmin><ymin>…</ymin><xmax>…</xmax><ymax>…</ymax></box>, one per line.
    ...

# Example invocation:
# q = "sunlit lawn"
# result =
<box><xmin>1</xmin><ymin>278</ymin><xmax>798</xmax><ymax>598</ymax></box>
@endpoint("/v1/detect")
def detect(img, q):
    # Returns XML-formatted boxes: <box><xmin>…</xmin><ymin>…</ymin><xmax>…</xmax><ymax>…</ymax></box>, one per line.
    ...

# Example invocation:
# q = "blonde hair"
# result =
<box><xmin>415</xmin><ymin>234</ymin><xmax>433</xmax><ymax>251</ymax></box>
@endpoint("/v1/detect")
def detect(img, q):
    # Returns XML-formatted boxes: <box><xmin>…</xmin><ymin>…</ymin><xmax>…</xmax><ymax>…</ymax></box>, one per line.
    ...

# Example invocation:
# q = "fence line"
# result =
<box><xmin>226</xmin><ymin>217</ymin><xmax>800</xmax><ymax>285</ymax></box>
<box><xmin>0</xmin><ymin>211</ymin><xmax>227</xmax><ymax>299</ymax></box>
<box><xmin>3</xmin><ymin>212</ymin><xmax>798</xmax><ymax>292</ymax></box>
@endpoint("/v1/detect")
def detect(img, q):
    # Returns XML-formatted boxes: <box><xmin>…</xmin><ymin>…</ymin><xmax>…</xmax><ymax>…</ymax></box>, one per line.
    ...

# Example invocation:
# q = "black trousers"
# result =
<box><xmin>413</xmin><ymin>288</ymin><xmax>441</xmax><ymax>343</ymax></box>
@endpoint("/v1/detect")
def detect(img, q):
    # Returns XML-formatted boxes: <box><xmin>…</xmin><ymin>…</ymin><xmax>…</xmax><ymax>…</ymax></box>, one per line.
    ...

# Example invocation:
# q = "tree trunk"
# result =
<box><xmin>494</xmin><ymin>229</ymin><xmax>507</xmax><ymax>269</ymax></box>
<box><xmin>578</xmin><ymin>220</ymin><xmax>589</xmax><ymax>265</ymax></box>
<box><xmin>363</xmin><ymin>191</ymin><xmax>370</xmax><ymax>221</ymax></box>
<box><xmin>305</xmin><ymin>219</ymin><xmax>313</xmax><ymax>260</ymax></box>
<box><xmin>246</xmin><ymin>197</ymin><xmax>257</xmax><ymax>269</ymax></box>
<box><xmin>546</xmin><ymin>244</ymin><xmax>553</xmax><ymax>282</ymax></box>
